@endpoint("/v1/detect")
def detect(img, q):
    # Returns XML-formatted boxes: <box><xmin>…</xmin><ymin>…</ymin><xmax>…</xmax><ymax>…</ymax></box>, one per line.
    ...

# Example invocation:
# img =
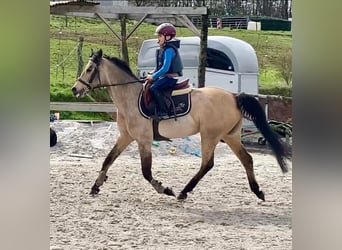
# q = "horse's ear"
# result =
<box><xmin>90</xmin><ymin>48</ymin><xmax>94</xmax><ymax>57</ymax></box>
<box><xmin>98</xmin><ymin>49</ymin><xmax>103</xmax><ymax>58</ymax></box>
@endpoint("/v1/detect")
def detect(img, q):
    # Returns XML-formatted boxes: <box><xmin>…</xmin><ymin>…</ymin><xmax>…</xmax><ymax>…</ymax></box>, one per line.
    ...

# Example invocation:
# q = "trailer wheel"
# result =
<box><xmin>258</xmin><ymin>137</ymin><xmax>266</xmax><ymax>146</ymax></box>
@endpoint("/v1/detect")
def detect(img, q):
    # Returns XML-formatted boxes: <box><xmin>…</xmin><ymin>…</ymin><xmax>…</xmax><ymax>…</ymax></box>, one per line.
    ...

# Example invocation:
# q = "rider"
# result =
<box><xmin>145</xmin><ymin>23</ymin><xmax>183</xmax><ymax>119</ymax></box>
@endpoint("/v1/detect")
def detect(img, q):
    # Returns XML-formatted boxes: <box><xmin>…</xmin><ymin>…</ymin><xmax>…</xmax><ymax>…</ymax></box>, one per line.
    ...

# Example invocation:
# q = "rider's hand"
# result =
<box><xmin>145</xmin><ymin>74</ymin><xmax>153</xmax><ymax>83</ymax></box>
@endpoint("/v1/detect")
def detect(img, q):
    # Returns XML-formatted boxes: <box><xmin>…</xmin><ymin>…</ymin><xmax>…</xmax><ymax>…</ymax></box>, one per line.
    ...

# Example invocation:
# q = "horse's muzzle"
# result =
<box><xmin>71</xmin><ymin>87</ymin><xmax>78</xmax><ymax>96</ymax></box>
<box><xmin>71</xmin><ymin>86</ymin><xmax>86</xmax><ymax>98</ymax></box>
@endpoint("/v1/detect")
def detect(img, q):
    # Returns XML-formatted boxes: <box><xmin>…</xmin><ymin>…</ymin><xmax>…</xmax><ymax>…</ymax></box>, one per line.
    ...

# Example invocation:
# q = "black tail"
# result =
<box><xmin>236</xmin><ymin>93</ymin><xmax>290</xmax><ymax>173</ymax></box>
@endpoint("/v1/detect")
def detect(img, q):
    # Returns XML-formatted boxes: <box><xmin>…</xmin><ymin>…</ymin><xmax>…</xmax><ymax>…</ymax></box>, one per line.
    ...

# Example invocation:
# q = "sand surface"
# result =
<box><xmin>50</xmin><ymin>120</ymin><xmax>292</xmax><ymax>250</ymax></box>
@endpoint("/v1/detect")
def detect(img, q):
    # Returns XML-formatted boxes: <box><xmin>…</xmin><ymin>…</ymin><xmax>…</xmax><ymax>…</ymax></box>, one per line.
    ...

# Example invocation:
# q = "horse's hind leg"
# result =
<box><xmin>138</xmin><ymin>142</ymin><xmax>175</xmax><ymax>197</ymax></box>
<box><xmin>178</xmin><ymin>139</ymin><xmax>216</xmax><ymax>200</ymax></box>
<box><xmin>223</xmin><ymin>135</ymin><xmax>265</xmax><ymax>201</ymax></box>
<box><xmin>90</xmin><ymin>133</ymin><xmax>133</xmax><ymax>195</ymax></box>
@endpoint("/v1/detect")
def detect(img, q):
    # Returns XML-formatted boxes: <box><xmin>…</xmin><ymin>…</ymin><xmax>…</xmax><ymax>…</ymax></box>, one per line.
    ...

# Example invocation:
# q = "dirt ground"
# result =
<box><xmin>50</xmin><ymin>120</ymin><xmax>292</xmax><ymax>250</ymax></box>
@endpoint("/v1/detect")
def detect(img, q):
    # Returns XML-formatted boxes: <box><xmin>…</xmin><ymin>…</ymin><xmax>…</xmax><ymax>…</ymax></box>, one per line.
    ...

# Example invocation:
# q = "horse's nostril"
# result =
<box><xmin>71</xmin><ymin>87</ymin><xmax>77</xmax><ymax>94</ymax></box>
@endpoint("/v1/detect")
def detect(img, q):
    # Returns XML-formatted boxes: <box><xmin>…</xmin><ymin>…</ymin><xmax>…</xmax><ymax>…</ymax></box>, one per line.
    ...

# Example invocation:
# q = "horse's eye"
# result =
<box><xmin>86</xmin><ymin>67</ymin><xmax>92</xmax><ymax>73</ymax></box>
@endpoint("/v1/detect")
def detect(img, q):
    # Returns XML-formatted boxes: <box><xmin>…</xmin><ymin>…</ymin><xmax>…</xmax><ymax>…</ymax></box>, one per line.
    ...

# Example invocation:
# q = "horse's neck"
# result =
<box><xmin>106</xmin><ymin>77</ymin><xmax>142</xmax><ymax>113</ymax></box>
<box><xmin>101</xmin><ymin>60</ymin><xmax>142</xmax><ymax>115</ymax></box>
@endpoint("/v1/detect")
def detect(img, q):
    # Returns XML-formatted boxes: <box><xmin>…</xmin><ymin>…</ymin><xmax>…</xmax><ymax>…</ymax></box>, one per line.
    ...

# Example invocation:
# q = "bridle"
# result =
<box><xmin>77</xmin><ymin>57</ymin><xmax>144</xmax><ymax>91</ymax></box>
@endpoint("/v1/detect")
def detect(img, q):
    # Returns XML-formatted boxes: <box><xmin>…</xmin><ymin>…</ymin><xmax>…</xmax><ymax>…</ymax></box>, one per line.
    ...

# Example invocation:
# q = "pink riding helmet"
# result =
<box><xmin>155</xmin><ymin>23</ymin><xmax>176</xmax><ymax>39</ymax></box>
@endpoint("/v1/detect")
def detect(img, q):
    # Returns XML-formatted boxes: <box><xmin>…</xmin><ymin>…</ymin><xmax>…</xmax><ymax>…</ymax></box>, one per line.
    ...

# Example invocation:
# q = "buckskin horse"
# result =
<box><xmin>71</xmin><ymin>49</ymin><xmax>290</xmax><ymax>201</ymax></box>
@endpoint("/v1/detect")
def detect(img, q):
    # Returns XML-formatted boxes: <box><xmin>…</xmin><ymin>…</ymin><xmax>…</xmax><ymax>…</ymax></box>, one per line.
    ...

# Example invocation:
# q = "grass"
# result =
<box><xmin>259</xmin><ymin>68</ymin><xmax>288</xmax><ymax>88</ymax></box>
<box><xmin>50</xmin><ymin>15</ymin><xmax>292</xmax><ymax>120</ymax></box>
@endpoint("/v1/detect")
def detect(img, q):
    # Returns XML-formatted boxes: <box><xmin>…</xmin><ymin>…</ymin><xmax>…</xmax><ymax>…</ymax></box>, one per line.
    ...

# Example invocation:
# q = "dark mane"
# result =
<box><xmin>103</xmin><ymin>55</ymin><xmax>138</xmax><ymax>80</ymax></box>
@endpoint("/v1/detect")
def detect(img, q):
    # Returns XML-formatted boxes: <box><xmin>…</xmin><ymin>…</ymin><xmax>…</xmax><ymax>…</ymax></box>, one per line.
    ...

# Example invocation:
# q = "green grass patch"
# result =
<box><xmin>259</xmin><ymin>68</ymin><xmax>288</xmax><ymax>88</ymax></box>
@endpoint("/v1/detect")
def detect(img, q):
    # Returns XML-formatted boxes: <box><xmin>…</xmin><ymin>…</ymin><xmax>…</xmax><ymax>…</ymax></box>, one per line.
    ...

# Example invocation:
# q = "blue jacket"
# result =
<box><xmin>152</xmin><ymin>40</ymin><xmax>183</xmax><ymax>80</ymax></box>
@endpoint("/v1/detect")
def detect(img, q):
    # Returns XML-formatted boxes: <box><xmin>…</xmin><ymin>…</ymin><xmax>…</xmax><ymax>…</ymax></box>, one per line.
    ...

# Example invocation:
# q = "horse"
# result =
<box><xmin>71</xmin><ymin>49</ymin><xmax>290</xmax><ymax>201</ymax></box>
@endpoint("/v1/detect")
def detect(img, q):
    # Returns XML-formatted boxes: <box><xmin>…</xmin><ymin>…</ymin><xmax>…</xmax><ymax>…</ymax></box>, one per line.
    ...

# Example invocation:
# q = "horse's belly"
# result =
<box><xmin>159</xmin><ymin>116</ymin><xmax>198</xmax><ymax>139</ymax></box>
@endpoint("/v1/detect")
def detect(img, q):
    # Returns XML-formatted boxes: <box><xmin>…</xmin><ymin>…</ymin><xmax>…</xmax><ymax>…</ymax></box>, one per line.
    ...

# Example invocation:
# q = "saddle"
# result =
<box><xmin>139</xmin><ymin>78</ymin><xmax>192</xmax><ymax>121</ymax></box>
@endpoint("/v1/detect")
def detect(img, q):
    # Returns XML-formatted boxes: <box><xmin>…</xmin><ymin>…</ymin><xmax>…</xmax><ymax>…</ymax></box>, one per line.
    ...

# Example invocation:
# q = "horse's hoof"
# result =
<box><xmin>257</xmin><ymin>190</ymin><xmax>265</xmax><ymax>201</ymax></box>
<box><xmin>90</xmin><ymin>184</ymin><xmax>100</xmax><ymax>195</ymax></box>
<box><xmin>164</xmin><ymin>187</ymin><xmax>175</xmax><ymax>197</ymax></box>
<box><xmin>177</xmin><ymin>192</ymin><xmax>187</xmax><ymax>200</ymax></box>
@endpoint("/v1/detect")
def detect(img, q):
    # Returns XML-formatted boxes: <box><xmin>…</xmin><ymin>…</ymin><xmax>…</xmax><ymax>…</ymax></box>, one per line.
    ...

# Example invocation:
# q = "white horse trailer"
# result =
<box><xmin>137</xmin><ymin>36</ymin><xmax>259</xmax><ymax>133</ymax></box>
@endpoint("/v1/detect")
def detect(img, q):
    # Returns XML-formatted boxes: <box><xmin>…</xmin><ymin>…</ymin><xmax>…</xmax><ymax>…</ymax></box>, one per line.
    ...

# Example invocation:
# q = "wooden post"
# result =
<box><xmin>95</xmin><ymin>12</ymin><xmax>122</xmax><ymax>41</ymax></box>
<box><xmin>198</xmin><ymin>12</ymin><xmax>208</xmax><ymax>88</ymax></box>
<box><xmin>77</xmin><ymin>36</ymin><xmax>84</xmax><ymax>77</ymax></box>
<box><xmin>120</xmin><ymin>14</ymin><xmax>129</xmax><ymax>64</ymax></box>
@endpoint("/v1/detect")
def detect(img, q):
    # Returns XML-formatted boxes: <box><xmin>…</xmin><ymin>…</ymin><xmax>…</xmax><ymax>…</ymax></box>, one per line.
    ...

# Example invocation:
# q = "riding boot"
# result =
<box><xmin>153</xmin><ymin>91</ymin><xmax>168</xmax><ymax>119</ymax></box>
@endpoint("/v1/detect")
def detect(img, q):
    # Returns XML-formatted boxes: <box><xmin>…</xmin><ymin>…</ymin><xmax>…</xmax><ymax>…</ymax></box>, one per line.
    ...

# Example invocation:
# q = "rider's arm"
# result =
<box><xmin>151</xmin><ymin>48</ymin><xmax>175</xmax><ymax>80</ymax></box>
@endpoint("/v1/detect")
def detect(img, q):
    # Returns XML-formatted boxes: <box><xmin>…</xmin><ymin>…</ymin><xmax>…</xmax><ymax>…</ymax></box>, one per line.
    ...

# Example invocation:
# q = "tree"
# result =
<box><xmin>128</xmin><ymin>0</ymin><xmax>292</xmax><ymax>19</ymax></box>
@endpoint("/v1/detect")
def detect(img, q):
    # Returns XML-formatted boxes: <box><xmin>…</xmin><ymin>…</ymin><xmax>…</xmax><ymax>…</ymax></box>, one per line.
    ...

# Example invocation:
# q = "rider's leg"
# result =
<box><xmin>150</xmin><ymin>77</ymin><xmax>177</xmax><ymax>118</ymax></box>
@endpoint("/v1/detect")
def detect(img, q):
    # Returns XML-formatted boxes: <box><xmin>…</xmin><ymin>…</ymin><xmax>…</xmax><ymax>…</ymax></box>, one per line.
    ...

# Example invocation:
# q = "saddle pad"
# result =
<box><xmin>172</xmin><ymin>86</ymin><xmax>192</xmax><ymax>96</ymax></box>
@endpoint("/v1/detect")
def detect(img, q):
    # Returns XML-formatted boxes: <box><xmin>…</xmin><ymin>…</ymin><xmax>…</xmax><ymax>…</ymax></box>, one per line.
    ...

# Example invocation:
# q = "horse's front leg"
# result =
<box><xmin>90</xmin><ymin>133</ymin><xmax>133</xmax><ymax>195</ymax></box>
<box><xmin>138</xmin><ymin>143</ymin><xmax>175</xmax><ymax>197</ymax></box>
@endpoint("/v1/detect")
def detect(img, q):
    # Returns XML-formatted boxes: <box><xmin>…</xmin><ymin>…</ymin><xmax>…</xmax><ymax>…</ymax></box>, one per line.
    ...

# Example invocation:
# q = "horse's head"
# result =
<box><xmin>71</xmin><ymin>49</ymin><xmax>103</xmax><ymax>98</ymax></box>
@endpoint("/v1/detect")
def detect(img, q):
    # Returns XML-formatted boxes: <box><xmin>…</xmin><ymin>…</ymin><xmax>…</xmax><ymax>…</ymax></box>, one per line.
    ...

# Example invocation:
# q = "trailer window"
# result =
<box><xmin>206</xmin><ymin>48</ymin><xmax>234</xmax><ymax>71</ymax></box>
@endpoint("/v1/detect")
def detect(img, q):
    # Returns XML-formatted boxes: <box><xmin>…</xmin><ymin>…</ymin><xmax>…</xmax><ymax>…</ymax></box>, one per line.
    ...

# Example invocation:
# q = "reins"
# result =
<box><xmin>93</xmin><ymin>79</ymin><xmax>145</xmax><ymax>89</ymax></box>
